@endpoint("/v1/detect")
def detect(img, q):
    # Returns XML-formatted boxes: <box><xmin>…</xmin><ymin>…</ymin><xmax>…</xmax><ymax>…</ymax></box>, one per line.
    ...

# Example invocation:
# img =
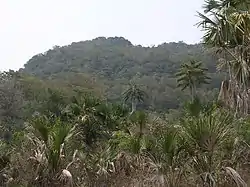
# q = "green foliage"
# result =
<box><xmin>198</xmin><ymin>0</ymin><xmax>250</xmax><ymax>116</ymax></box>
<box><xmin>123</xmin><ymin>82</ymin><xmax>147</xmax><ymax>112</ymax></box>
<box><xmin>183</xmin><ymin>109</ymin><xmax>234</xmax><ymax>153</ymax></box>
<box><xmin>183</xmin><ymin>96</ymin><xmax>218</xmax><ymax>117</ymax></box>
<box><xmin>176</xmin><ymin>60</ymin><xmax>210</xmax><ymax>99</ymax></box>
<box><xmin>123</xmin><ymin>83</ymin><xmax>142</xmax><ymax>102</ymax></box>
<box><xmin>181</xmin><ymin>103</ymin><xmax>237</xmax><ymax>186</ymax></box>
<box><xmin>0</xmin><ymin>84</ymin><xmax>249</xmax><ymax>186</ymax></box>
<box><xmin>21</xmin><ymin>37</ymin><xmax>222</xmax><ymax>111</ymax></box>
<box><xmin>0</xmin><ymin>71</ymin><xmax>24</xmax><ymax>130</ymax></box>
<box><xmin>2</xmin><ymin>6</ymin><xmax>250</xmax><ymax>185</ymax></box>
<box><xmin>28</xmin><ymin>115</ymin><xmax>75</xmax><ymax>173</ymax></box>
<box><xmin>238</xmin><ymin>117</ymin><xmax>250</xmax><ymax>144</ymax></box>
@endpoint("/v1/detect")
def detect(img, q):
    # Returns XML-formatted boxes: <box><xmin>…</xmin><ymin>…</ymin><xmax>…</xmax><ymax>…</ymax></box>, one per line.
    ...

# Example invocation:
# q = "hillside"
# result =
<box><xmin>22</xmin><ymin>37</ymin><xmax>225</xmax><ymax>111</ymax></box>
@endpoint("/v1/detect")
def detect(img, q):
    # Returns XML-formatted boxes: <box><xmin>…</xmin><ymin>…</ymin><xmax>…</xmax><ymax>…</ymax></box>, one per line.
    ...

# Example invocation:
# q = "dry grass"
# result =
<box><xmin>0</xmin><ymin>143</ymin><xmax>249</xmax><ymax>187</ymax></box>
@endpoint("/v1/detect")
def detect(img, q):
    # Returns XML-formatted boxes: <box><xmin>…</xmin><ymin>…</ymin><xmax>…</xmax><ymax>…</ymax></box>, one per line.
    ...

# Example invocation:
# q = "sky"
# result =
<box><xmin>0</xmin><ymin>0</ymin><xmax>205</xmax><ymax>71</ymax></box>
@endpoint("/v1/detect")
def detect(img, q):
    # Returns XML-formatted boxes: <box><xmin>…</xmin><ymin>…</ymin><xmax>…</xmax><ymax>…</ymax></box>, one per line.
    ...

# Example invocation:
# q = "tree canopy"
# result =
<box><xmin>1</xmin><ymin>2</ymin><xmax>250</xmax><ymax>185</ymax></box>
<box><xmin>21</xmin><ymin>37</ymin><xmax>224</xmax><ymax>111</ymax></box>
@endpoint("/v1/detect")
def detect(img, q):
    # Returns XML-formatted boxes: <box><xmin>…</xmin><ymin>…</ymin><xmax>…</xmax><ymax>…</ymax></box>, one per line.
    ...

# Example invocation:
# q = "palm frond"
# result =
<box><xmin>224</xmin><ymin>167</ymin><xmax>247</xmax><ymax>187</ymax></box>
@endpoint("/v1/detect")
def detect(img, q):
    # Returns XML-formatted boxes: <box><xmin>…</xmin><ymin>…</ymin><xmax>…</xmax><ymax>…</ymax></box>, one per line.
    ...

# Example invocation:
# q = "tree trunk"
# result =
<box><xmin>190</xmin><ymin>85</ymin><xmax>195</xmax><ymax>101</ymax></box>
<box><xmin>131</xmin><ymin>100</ymin><xmax>137</xmax><ymax>114</ymax></box>
<box><xmin>193</xmin><ymin>85</ymin><xmax>197</xmax><ymax>99</ymax></box>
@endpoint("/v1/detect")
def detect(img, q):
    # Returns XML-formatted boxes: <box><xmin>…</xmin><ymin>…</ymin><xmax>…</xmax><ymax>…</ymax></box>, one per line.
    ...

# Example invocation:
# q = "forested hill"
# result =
<box><xmin>21</xmin><ymin>37</ymin><xmax>225</xmax><ymax>111</ymax></box>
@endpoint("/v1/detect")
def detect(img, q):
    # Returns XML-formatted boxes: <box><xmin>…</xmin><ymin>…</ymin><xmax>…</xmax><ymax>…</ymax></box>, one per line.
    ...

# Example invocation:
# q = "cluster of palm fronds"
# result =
<box><xmin>197</xmin><ymin>0</ymin><xmax>250</xmax><ymax>116</ymax></box>
<box><xmin>0</xmin><ymin>93</ymin><xmax>250</xmax><ymax>187</ymax></box>
<box><xmin>1</xmin><ymin>0</ymin><xmax>250</xmax><ymax>186</ymax></box>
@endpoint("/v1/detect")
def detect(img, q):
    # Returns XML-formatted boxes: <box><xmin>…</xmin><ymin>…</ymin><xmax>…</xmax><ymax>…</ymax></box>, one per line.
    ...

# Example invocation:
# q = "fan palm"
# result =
<box><xmin>111</xmin><ymin>111</ymin><xmax>148</xmax><ymax>155</ymax></box>
<box><xmin>145</xmin><ymin>126</ymin><xmax>187</xmax><ymax>187</ymax></box>
<box><xmin>197</xmin><ymin>0</ymin><xmax>250</xmax><ymax>114</ymax></box>
<box><xmin>28</xmin><ymin>115</ymin><xmax>75</xmax><ymax>172</ymax></box>
<box><xmin>197</xmin><ymin>0</ymin><xmax>250</xmax><ymax>62</ymax></box>
<box><xmin>67</xmin><ymin>94</ymin><xmax>128</xmax><ymax>148</ymax></box>
<box><xmin>181</xmin><ymin>105</ymin><xmax>237</xmax><ymax>186</ymax></box>
<box><xmin>68</xmin><ymin>95</ymin><xmax>107</xmax><ymax>147</ymax></box>
<box><xmin>123</xmin><ymin>81</ymin><xmax>147</xmax><ymax>114</ymax></box>
<box><xmin>176</xmin><ymin>60</ymin><xmax>210</xmax><ymax>100</ymax></box>
<box><xmin>24</xmin><ymin>115</ymin><xmax>76</xmax><ymax>186</ymax></box>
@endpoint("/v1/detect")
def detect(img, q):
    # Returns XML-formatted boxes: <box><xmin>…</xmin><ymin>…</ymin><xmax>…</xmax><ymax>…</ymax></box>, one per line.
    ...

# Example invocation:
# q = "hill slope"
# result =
<box><xmin>22</xmin><ymin>37</ymin><xmax>225</xmax><ymax>111</ymax></box>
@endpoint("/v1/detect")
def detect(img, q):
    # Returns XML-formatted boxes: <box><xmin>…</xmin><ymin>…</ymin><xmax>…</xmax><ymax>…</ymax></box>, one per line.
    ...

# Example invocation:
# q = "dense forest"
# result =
<box><xmin>21</xmin><ymin>37</ymin><xmax>224</xmax><ymax>111</ymax></box>
<box><xmin>1</xmin><ymin>0</ymin><xmax>250</xmax><ymax>186</ymax></box>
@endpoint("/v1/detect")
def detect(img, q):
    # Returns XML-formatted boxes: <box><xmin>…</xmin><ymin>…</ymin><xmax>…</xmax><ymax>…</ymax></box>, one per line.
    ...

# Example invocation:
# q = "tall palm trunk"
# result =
<box><xmin>190</xmin><ymin>84</ymin><xmax>196</xmax><ymax>101</ymax></box>
<box><xmin>193</xmin><ymin>84</ymin><xmax>197</xmax><ymax>99</ymax></box>
<box><xmin>131</xmin><ymin>99</ymin><xmax>137</xmax><ymax>114</ymax></box>
<box><xmin>189</xmin><ymin>86</ymin><xmax>193</xmax><ymax>101</ymax></box>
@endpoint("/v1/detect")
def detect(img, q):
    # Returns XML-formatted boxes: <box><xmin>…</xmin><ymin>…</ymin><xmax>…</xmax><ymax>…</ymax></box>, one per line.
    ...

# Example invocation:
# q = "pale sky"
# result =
<box><xmin>0</xmin><ymin>0</ymin><xmax>205</xmax><ymax>71</ymax></box>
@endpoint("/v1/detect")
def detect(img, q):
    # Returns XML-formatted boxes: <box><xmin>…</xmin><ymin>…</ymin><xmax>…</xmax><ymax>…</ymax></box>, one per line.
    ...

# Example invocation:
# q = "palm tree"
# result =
<box><xmin>122</xmin><ymin>81</ymin><xmax>147</xmax><ymax>114</ymax></box>
<box><xmin>176</xmin><ymin>60</ymin><xmax>210</xmax><ymax>100</ymax></box>
<box><xmin>68</xmin><ymin>94</ymin><xmax>109</xmax><ymax>147</ymax></box>
<box><xmin>197</xmin><ymin>0</ymin><xmax>250</xmax><ymax>114</ymax></box>
<box><xmin>146</xmin><ymin>126</ymin><xmax>187</xmax><ymax>187</ymax></box>
<box><xmin>26</xmin><ymin>115</ymin><xmax>76</xmax><ymax>186</ymax></box>
<box><xmin>181</xmin><ymin>104</ymin><xmax>241</xmax><ymax>186</ymax></box>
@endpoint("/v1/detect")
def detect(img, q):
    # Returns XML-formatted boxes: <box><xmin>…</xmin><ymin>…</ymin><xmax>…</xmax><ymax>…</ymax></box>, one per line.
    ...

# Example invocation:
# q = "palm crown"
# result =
<box><xmin>176</xmin><ymin>60</ymin><xmax>210</xmax><ymax>100</ymax></box>
<box><xmin>197</xmin><ymin>0</ymin><xmax>250</xmax><ymax>114</ymax></box>
<box><xmin>123</xmin><ymin>81</ymin><xmax>147</xmax><ymax>114</ymax></box>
